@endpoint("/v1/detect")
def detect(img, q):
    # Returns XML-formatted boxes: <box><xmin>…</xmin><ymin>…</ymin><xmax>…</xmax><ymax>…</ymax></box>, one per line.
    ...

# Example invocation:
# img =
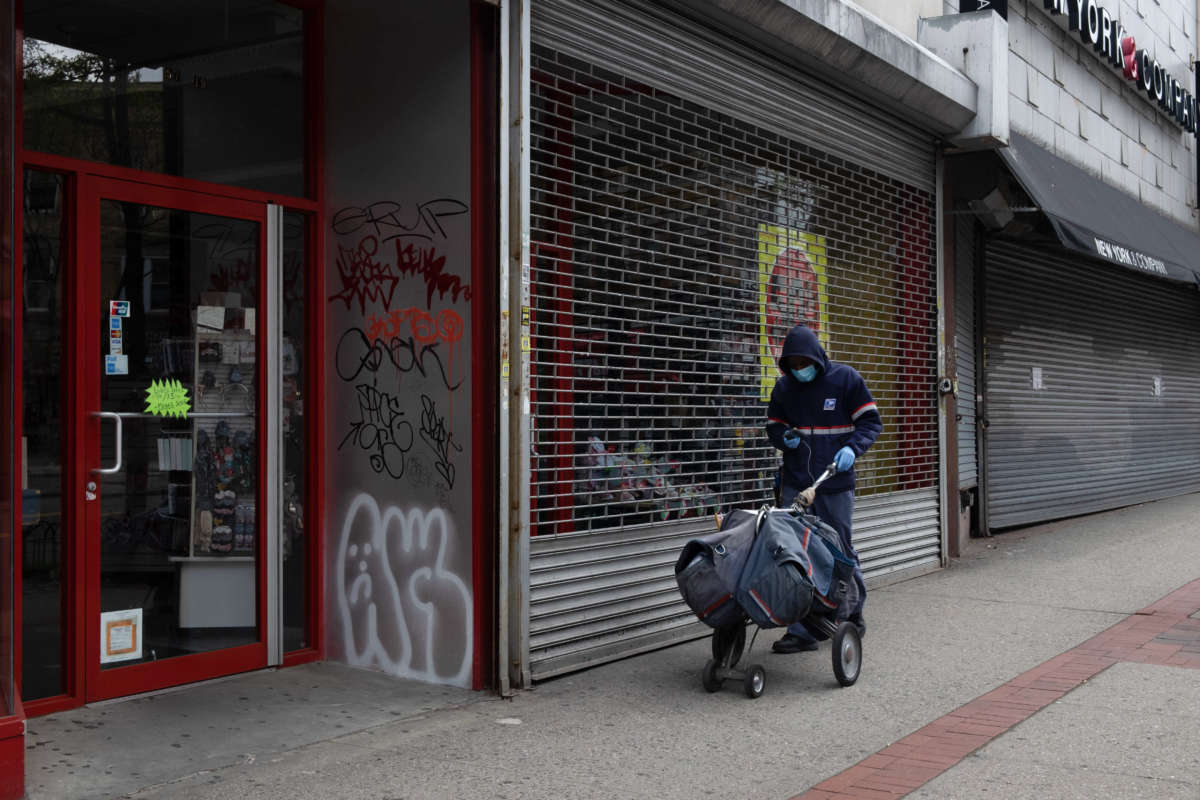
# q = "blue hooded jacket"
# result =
<box><xmin>765</xmin><ymin>325</ymin><xmax>882</xmax><ymax>494</ymax></box>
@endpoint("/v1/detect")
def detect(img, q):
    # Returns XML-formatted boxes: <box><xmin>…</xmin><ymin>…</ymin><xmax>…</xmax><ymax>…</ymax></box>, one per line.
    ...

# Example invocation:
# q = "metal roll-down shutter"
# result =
<box><xmin>955</xmin><ymin>217</ymin><xmax>979</xmax><ymax>489</ymax></box>
<box><xmin>983</xmin><ymin>240</ymin><xmax>1200</xmax><ymax>530</ymax></box>
<box><xmin>527</xmin><ymin>0</ymin><xmax>941</xmax><ymax>680</ymax></box>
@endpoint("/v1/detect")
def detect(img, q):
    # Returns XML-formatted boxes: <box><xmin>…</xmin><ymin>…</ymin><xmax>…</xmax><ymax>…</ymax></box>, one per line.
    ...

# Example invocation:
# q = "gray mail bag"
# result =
<box><xmin>675</xmin><ymin>507</ymin><xmax>857</xmax><ymax>630</ymax></box>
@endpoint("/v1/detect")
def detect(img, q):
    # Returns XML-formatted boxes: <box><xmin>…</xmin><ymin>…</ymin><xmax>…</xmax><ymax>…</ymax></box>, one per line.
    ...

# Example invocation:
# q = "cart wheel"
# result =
<box><xmin>743</xmin><ymin>664</ymin><xmax>766</xmax><ymax>699</ymax></box>
<box><xmin>701</xmin><ymin>659</ymin><xmax>724</xmax><ymax>693</ymax></box>
<box><xmin>711</xmin><ymin>623</ymin><xmax>747</xmax><ymax>667</ymax></box>
<box><xmin>832</xmin><ymin>622</ymin><xmax>862</xmax><ymax>687</ymax></box>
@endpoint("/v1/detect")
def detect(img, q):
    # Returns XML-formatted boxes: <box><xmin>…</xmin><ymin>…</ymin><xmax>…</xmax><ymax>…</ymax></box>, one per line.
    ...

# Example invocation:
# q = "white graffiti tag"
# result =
<box><xmin>336</xmin><ymin>494</ymin><xmax>473</xmax><ymax>686</ymax></box>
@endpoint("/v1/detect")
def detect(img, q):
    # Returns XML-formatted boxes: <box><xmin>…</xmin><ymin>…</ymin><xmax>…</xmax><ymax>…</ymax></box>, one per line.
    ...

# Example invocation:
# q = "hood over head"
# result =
<box><xmin>777</xmin><ymin>324</ymin><xmax>830</xmax><ymax>376</ymax></box>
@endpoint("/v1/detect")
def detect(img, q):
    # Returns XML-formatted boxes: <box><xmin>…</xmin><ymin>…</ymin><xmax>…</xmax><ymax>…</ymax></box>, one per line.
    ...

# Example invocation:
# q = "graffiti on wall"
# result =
<box><xmin>334</xmin><ymin>324</ymin><xmax>465</xmax><ymax>393</ymax></box>
<box><xmin>330</xmin><ymin>199</ymin><xmax>470</xmax><ymax>487</ymax></box>
<box><xmin>330</xmin><ymin>199</ymin><xmax>472</xmax><ymax>312</ymax></box>
<box><xmin>418</xmin><ymin>393</ymin><xmax>461</xmax><ymax>489</ymax></box>
<box><xmin>327</xmin><ymin>191</ymin><xmax>471</xmax><ymax>684</ymax></box>
<box><xmin>336</xmin><ymin>493</ymin><xmax>472</xmax><ymax>685</ymax></box>
<box><xmin>330</xmin><ymin>235</ymin><xmax>400</xmax><ymax>312</ymax></box>
<box><xmin>339</xmin><ymin>384</ymin><xmax>414</xmax><ymax>479</ymax></box>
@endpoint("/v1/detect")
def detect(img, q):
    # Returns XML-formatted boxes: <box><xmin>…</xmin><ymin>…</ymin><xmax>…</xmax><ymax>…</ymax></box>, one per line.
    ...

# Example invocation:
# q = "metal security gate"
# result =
<box><xmin>955</xmin><ymin>217</ymin><xmax>978</xmax><ymax>489</ymax></box>
<box><xmin>526</xmin><ymin>0</ymin><xmax>942</xmax><ymax>679</ymax></box>
<box><xmin>983</xmin><ymin>240</ymin><xmax>1200</xmax><ymax>530</ymax></box>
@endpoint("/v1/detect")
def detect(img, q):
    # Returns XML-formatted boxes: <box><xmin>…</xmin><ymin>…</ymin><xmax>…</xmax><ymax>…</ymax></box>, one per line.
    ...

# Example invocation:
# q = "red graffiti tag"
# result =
<box><xmin>362</xmin><ymin>308</ymin><xmax>466</xmax><ymax>409</ymax></box>
<box><xmin>329</xmin><ymin>236</ymin><xmax>400</xmax><ymax>312</ymax></box>
<box><xmin>364</xmin><ymin>308</ymin><xmax>464</xmax><ymax>346</ymax></box>
<box><xmin>395</xmin><ymin>241</ymin><xmax>472</xmax><ymax>309</ymax></box>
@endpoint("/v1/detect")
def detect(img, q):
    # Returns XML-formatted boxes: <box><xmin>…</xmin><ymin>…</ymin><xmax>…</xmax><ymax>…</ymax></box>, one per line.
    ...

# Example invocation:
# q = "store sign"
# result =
<box><xmin>1042</xmin><ymin>0</ymin><xmax>1197</xmax><ymax>136</ymax></box>
<box><xmin>1092</xmin><ymin>237</ymin><xmax>1169</xmax><ymax>276</ymax></box>
<box><xmin>959</xmin><ymin>0</ymin><xmax>1007</xmax><ymax>19</ymax></box>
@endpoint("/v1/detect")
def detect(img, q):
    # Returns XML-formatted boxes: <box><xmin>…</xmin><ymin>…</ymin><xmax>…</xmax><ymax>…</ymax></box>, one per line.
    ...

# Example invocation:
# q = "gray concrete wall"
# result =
<box><xmin>1005</xmin><ymin>0</ymin><xmax>1198</xmax><ymax>223</ymax></box>
<box><xmin>858</xmin><ymin>0</ymin><xmax>944</xmax><ymax>40</ymax></box>
<box><xmin>323</xmin><ymin>0</ymin><xmax>475</xmax><ymax>687</ymax></box>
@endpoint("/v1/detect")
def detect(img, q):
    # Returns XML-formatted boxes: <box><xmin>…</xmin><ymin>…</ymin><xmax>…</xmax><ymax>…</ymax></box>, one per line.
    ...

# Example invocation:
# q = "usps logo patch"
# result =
<box><xmin>824</xmin><ymin>398</ymin><xmax>836</xmax><ymax>411</ymax></box>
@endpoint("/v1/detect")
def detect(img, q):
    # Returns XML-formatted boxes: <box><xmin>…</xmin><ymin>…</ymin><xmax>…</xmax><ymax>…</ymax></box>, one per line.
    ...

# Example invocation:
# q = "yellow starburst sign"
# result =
<box><xmin>144</xmin><ymin>379</ymin><xmax>191</xmax><ymax>418</ymax></box>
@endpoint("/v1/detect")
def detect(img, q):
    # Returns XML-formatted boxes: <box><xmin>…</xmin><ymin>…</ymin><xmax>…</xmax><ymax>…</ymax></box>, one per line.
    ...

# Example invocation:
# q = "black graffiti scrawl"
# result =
<box><xmin>419</xmin><ymin>394</ymin><xmax>462</xmax><ymax>489</ymax></box>
<box><xmin>339</xmin><ymin>384</ymin><xmax>414</xmax><ymax>479</ymax></box>
<box><xmin>329</xmin><ymin>199</ymin><xmax>471</xmax><ymax>312</ymax></box>
<box><xmin>330</xmin><ymin>198</ymin><xmax>468</xmax><ymax>487</ymax></box>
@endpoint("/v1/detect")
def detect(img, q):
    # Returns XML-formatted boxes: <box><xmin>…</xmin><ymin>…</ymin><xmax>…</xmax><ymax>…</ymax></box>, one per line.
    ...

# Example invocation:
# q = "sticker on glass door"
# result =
<box><xmin>100</xmin><ymin>609</ymin><xmax>143</xmax><ymax>664</ymax></box>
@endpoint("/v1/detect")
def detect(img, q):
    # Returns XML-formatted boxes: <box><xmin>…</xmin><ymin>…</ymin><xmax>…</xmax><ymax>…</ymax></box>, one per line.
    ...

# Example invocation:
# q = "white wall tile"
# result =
<box><xmin>1009</xmin><ymin>11</ymin><xmax>1032</xmax><ymax>62</ymax></box>
<box><xmin>1099</xmin><ymin>86</ymin><xmax>1123</xmax><ymax>120</ymax></box>
<box><xmin>1102</xmin><ymin>154</ymin><xmax>1123</xmax><ymax>184</ymax></box>
<box><xmin>1074</xmin><ymin>62</ymin><xmax>1105</xmax><ymax>113</ymax></box>
<box><xmin>1030</xmin><ymin>27</ymin><xmax>1056</xmax><ymax>77</ymax></box>
<box><xmin>1056</xmin><ymin>87</ymin><xmax>1078</xmax><ymax>128</ymax></box>
<box><xmin>1032</xmin><ymin>109</ymin><xmax>1058</xmax><ymax>147</ymax></box>
<box><xmin>1009</xmin><ymin>54</ymin><xmax>1029</xmax><ymax>104</ymax></box>
<box><xmin>1038</xmin><ymin>71</ymin><xmax>1060</xmax><ymax>111</ymax></box>
<box><xmin>1010</xmin><ymin>93</ymin><xmax>1034</xmax><ymax>134</ymax></box>
<box><xmin>1054</xmin><ymin>122</ymin><xmax>1074</xmax><ymax>157</ymax></box>
<box><xmin>1141</xmin><ymin>146</ymin><xmax>1160</xmax><ymax>182</ymax></box>
<box><xmin>1081</xmin><ymin>141</ymin><xmax>1105</xmax><ymax>176</ymax></box>
<box><xmin>1099</xmin><ymin>114</ymin><xmax>1123</xmax><ymax>159</ymax></box>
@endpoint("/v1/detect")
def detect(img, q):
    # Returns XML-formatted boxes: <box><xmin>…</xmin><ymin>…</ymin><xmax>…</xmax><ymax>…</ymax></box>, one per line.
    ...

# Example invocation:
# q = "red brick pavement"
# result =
<box><xmin>792</xmin><ymin>578</ymin><xmax>1200</xmax><ymax>800</ymax></box>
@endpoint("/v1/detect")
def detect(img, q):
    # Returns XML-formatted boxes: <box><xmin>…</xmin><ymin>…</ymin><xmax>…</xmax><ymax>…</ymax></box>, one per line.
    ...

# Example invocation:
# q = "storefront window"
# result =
<box><xmin>528</xmin><ymin>45</ymin><xmax>938</xmax><ymax>536</ymax></box>
<box><xmin>22</xmin><ymin>0</ymin><xmax>305</xmax><ymax>196</ymax></box>
<box><xmin>281</xmin><ymin>211</ymin><xmax>307</xmax><ymax>652</ymax></box>
<box><xmin>20</xmin><ymin>169</ymin><xmax>65</xmax><ymax>701</ymax></box>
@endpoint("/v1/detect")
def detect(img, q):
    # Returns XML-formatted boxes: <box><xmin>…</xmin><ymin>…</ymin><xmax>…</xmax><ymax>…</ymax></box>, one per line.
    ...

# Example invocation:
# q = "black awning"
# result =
<box><xmin>998</xmin><ymin>132</ymin><xmax>1200</xmax><ymax>285</ymax></box>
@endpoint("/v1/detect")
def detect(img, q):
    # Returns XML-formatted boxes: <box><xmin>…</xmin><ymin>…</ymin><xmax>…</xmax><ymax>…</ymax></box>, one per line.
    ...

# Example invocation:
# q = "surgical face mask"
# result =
<box><xmin>791</xmin><ymin>365</ymin><xmax>817</xmax><ymax>383</ymax></box>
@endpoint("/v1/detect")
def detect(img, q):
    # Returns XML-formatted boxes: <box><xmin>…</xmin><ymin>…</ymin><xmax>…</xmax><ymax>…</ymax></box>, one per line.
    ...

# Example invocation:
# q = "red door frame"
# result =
<box><xmin>282</xmin><ymin>0</ymin><xmax>327</xmax><ymax>671</ymax></box>
<box><xmin>12</xmin><ymin>0</ymin><xmax>327</xmax><ymax>714</ymax></box>
<box><xmin>16</xmin><ymin>155</ymin><xmax>326</xmax><ymax>715</ymax></box>
<box><xmin>79</xmin><ymin>175</ymin><xmax>270</xmax><ymax>702</ymax></box>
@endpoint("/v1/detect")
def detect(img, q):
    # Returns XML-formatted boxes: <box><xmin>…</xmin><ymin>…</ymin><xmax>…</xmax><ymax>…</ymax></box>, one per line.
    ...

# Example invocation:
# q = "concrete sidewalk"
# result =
<box><xmin>27</xmin><ymin>493</ymin><xmax>1200</xmax><ymax>799</ymax></box>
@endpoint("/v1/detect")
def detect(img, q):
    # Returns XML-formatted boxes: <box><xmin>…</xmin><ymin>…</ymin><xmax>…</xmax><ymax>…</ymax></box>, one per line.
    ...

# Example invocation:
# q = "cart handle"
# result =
<box><xmin>792</xmin><ymin>462</ymin><xmax>838</xmax><ymax>510</ymax></box>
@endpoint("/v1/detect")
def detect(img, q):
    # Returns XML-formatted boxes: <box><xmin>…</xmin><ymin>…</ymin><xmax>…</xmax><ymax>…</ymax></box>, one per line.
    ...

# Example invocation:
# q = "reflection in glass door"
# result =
<box><xmin>85</xmin><ymin>181</ymin><xmax>267</xmax><ymax>700</ymax></box>
<box><xmin>21</xmin><ymin>169</ymin><xmax>68</xmax><ymax>701</ymax></box>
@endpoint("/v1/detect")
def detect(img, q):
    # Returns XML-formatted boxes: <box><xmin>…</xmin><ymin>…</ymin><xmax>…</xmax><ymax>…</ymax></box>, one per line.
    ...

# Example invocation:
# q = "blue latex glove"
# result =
<box><xmin>782</xmin><ymin>430</ymin><xmax>802</xmax><ymax>450</ymax></box>
<box><xmin>834</xmin><ymin>446</ymin><xmax>856</xmax><ymax>473</ymax></box>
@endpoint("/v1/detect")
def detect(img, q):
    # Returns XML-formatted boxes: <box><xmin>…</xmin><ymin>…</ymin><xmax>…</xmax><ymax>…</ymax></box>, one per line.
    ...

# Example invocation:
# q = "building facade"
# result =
<box><xmin>0</xmin><ymin>2</ymin><xmax>499</xmax><ymax>793</ymax></box>
<box><xmin>933</xmin><ymin>0</ymin><xmax>1200</xmax><ymax>534</ymax></box>
<box><xmin>5</xmin><ymin>0</ymin><xmax>1197</xmax><ymax>794</ymax></box>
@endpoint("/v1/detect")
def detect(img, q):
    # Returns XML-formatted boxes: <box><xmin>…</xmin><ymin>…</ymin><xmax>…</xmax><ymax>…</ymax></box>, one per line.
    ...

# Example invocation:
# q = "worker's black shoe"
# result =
<box><xmin>771</xmin><ymin>633</ymin><xmax>818</xmax><ymax>654</ymax></box>
<box><xmin>849</xmin><ymin>614</ymin><xmax>866</xmax><ymax>639</ymax></box>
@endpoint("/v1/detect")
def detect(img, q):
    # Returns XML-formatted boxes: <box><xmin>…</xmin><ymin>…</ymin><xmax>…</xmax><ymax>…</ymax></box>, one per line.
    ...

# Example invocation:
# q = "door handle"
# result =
<box><xmin>92</xmin><ymin>411</ymin><xmax>123</xmax><ymax>475</ymax></box>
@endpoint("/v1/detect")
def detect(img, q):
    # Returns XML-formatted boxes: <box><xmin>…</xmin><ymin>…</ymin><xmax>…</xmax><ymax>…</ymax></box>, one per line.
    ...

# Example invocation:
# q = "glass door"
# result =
<box><xmin>81</xmin><ymin>177</ymin><xmax>268</xmax><ymax>701</ymax></box>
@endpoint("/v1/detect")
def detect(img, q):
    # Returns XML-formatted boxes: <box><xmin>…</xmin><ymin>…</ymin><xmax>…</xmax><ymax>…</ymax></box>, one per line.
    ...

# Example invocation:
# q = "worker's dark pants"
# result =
<box><xmin>778</xmin><ymin>486</ymin><xmax>866</xmax><ymax>640</ymax></box>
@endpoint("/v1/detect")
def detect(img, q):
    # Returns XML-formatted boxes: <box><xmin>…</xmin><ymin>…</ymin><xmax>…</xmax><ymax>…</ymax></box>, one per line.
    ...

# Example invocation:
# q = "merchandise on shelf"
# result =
<box><xmin>574</xmin><ymin>434</ymin><xmax>716</xmax><ymax>521</ymax></box>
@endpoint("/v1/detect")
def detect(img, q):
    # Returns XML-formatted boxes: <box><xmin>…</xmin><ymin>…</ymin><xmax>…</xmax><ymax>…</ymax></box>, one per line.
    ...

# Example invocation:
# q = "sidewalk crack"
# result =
<box><xmin>879</xmin><ymin>589</ymin><xmax>1135</xmax><ymax>617</ymax></box>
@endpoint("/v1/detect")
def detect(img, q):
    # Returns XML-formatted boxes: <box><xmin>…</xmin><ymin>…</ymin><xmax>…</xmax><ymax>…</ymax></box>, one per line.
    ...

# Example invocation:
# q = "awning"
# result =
<box><xmin>998</xmin><ymin>132</ymin><xmax>1200</xmax><ymax>285</ymax></box>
